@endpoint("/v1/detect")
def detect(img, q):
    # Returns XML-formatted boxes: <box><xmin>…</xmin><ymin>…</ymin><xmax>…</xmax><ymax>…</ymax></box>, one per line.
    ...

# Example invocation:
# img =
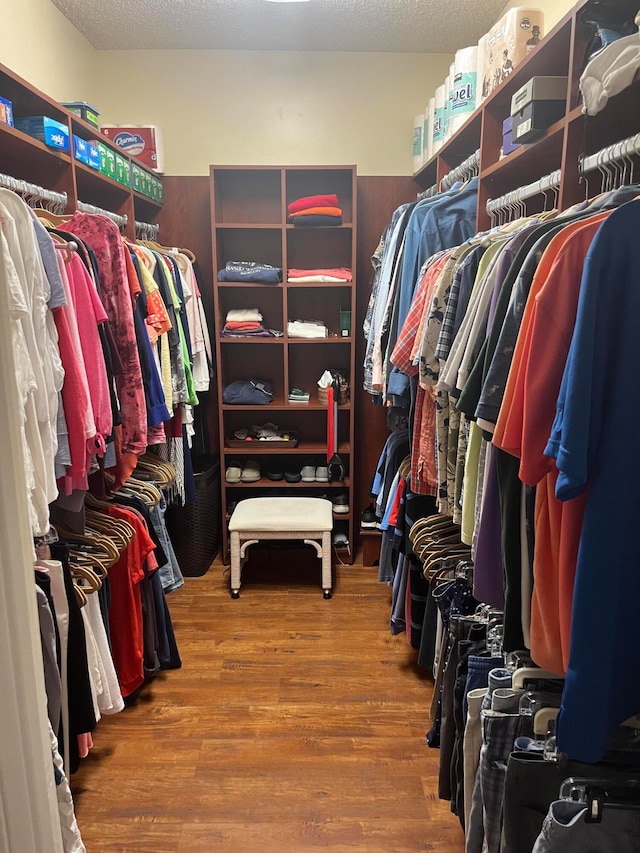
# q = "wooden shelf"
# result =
<box><xmin>75</xmin><ymin>159</ymin><xmax>130</xmax><ymax>195</ymax></box>
<box><xmin>481</xmin><ymin>118</ymin><xmax>565</xmax><ymax>185</ymax></box>
<box><xmin>225</xmin><ymin>477</ymin><xmax>351</xmax><ymax>489</ymax></box>
<box><xmin>213</xmin><ymin>165</ymin><xmax>357</xmax><ymax>564</ymax></box>
<box><xmin>0</xmin><ymin>121</ymin><xmax>72</xmax><ymax>166</ymax></box>
<box><xmin>223</xmin><ymin>441</ymin><xmax>351</xmax><ymax>455</ymax></box>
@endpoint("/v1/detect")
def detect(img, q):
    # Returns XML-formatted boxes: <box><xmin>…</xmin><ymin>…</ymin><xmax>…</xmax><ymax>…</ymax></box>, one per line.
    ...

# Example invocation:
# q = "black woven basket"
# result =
<box><xmin>165</xmin><ymin>455</ymin><xmax>221</xmax><ymax>576</ymax></box>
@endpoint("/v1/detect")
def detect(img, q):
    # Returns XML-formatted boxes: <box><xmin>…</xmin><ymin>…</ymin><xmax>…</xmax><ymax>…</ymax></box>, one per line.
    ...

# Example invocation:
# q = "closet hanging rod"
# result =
<box><xmin>579</xmin><ymin>133</ymin><xmax>640</xmax><ymax>176</ymax></box>
<box><xmin>0</xmin><ymin>172</ymin><xmax>67</xmax><ymax>213</ymax></box>
<box><xmin>134</xmin><ymin>220</ymin><xmax>160</xmax><ymax>241</ymax></box>
<box><xmin>440</xmin><ymin>149</ymin><xmax>480</xmax><ymax>191</ymax></box>
<box><xmin>77</xmin><ymin>200</ymin><xmax>128</xmax><ymax>230</ymax></box>
<box><xmin>486</xmin><ymin>169</ymin><xmax>562</xmax><ymax>216</ymax></box>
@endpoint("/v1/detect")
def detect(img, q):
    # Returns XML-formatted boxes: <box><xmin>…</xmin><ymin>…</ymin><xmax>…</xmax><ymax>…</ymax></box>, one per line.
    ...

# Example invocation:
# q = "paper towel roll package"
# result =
<box><xmin>443</xmin><ymin>63</ymin><xmax>455</xmax><ymax>142</ymax></box>
<box><xmin>478</xmin><ymin>8</ymin><xmax>545</xmax><ymax>103</ymax></box>
<box><xmin>426</xmin><ymin>97</ymin><xmax>435</xmax><ymax>161</ymax></box>
<box><xmin>413</xmin><ymin>114</ymin><xmax>424</xmax><ymax>173</ymax></box>
<box><xmin>422</xmin><ymin>107</ymin><xmax>430</xmax><ymax>166</ymax></box>
<box><xmin>432</xmin><ymin>85</ymin><xmax>446</xmax><ymax>154</ymax></box>
<box><xmin>449</xmin><ymin>45</ymin><xmax>479</xmax><ymax>136</ymax></box>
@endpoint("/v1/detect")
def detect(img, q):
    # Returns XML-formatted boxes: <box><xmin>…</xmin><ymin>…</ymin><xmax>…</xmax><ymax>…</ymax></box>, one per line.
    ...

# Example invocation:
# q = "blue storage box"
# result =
<box><xmin>0</xmin><ymin>96</ymin><xmax>14</xmax><ymax>127</ymax></box>
<box><xmin>16</xmin><ymin>116</ymin><xmax>69</xmax><ymax>151</ymax></box>
<box><xmin>502</xmin><ymin>116</ymin><xmax>521</xmax><ymax>156</ymax></box>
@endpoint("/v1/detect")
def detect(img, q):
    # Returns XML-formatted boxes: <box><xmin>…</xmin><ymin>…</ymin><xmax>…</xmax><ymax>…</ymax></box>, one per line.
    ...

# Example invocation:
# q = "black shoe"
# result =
<box><xmin>361</xmin><ymin>504</ymin><xmax>377</xmax><ymax>528</ymax></box>
<box><xmin>285</xmin><ymin>468</ymin><xmax>301</xmax><ymax>483</ymax></box>
<box><xmin>331</xmin><ymin>492</ymin><xmax>349</xmax><ymax>514</ymax></box>
<box><xmin>266</xmin><ymin>466</ymin><xmax>284</xmax><ymax>481</ymax></box>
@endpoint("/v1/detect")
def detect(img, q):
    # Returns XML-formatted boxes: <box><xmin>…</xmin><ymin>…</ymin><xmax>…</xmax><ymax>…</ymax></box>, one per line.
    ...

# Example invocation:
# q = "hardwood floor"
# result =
<box><xmin>72</xmin><ymin>547</ymin><xmax>465</xmax><ymax>852</ymax></box>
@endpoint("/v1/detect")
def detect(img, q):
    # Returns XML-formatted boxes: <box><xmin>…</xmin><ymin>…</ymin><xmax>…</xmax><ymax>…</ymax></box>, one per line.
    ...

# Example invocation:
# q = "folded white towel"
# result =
<box><xmin>288</xmin><ymin>320</ymin><xmax>328</xmax><ymax>338</ymax></box>
<box><xmin>226</xmin><ymin>308</ymin><xmax>263</xmax><ymax>322</ymax></box>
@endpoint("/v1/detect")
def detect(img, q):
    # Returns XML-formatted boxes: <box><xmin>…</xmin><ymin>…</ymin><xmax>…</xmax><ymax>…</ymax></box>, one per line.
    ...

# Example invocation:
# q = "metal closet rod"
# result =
<box><xmin>580</xmin><ymin>133</ymin><xmax>640</xmax><ymax>175</ymax></box>
<box><xmin>134</xmin><ymin>220</ymin><xmax>160</xmax><ymax>241</ymax></box>
<box><xmin>440</xmin><ymin>149</ymin><xmax>480</xmax><ymax>191</ymax></box>
<box><xmin>0</xmin><ymin>172</ymin><xmax>67</xmax><ymax>212</ymax></box>
<box><xmin>486</xmin><ymin>169</ymin><xmax>562</xmax><ymax>215</ymax></box>
<box><xmin>77</xmin><ymin>201</ymin><xmax>128</xmax><ymax>229</ymax></box>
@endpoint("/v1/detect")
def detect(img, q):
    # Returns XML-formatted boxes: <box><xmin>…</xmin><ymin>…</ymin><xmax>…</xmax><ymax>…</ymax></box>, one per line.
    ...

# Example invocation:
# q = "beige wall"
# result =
<box><xmin>501</xmin><ymin>0</ymin><xmax>577</xmax><ymax>31</ymax></box>
<box><xmin>0</xmin><ymin>0</ymin><xmax>96</xmax><ymax>103</ymax></box>
<box><xmin>93</xmin><ymin>50</ymin><xmax>453</xmax><ymax>176</ymax></box>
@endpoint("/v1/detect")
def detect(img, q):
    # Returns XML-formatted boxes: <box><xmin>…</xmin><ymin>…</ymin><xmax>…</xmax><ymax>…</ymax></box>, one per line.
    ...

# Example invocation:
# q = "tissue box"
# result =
<box><xmin>115</xmin><ymin>153</ymin><xmax>131</xmax><ymax>187</ymax></box>
<box><xmin>90</xmin><ymin>140</ymin><xmax>117</xmax><ymax>180</ymax></box>
<box><xmin>131</xmin><ymin>163</ymin><xmax>142</xmax><ymax>192</ymax></box>
<box><xmin>0</xmin><ymin>96</ymin><xmax>14</xmax><ymax>127</ymax></box>
<box><xmin>72</xmin><ymin>134</ymin><xmax>89</xmax><ymax>165</ymax></box>
<box><xmin>478</xmin><ymin>8</ymin><xmax>545</xmax><ymax>102</ymax></box>
<box><xmin>502</xmin><ymin>117</ymin><xmax>521</xmax><ymax>155</ymax></box>
<box><xmin>62</xmin><ymin>101</ymin><xmax>100</xmax><ymax>128</ymax></box>
<box><xmin>87</xmin><ymin>142</ymin><xmax>101</xmax><ymax>170</ymax></box>
<box><xmin>16</xmin><ymin>116</ymin><xmax>69</xmax><ymax>151</ymax></box>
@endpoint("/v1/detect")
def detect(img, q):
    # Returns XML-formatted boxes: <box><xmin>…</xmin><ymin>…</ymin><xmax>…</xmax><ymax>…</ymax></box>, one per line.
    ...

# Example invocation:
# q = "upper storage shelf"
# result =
<box><xmin>213</xmin><ymin>167</ymin><xmax>282</xmax><ymax>224</ymax></box>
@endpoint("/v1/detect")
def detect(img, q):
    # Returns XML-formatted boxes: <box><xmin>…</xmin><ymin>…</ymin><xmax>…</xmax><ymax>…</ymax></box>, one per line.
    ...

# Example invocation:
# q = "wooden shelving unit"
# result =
<box><xmin>0</xmin><ymin>60</ymin><xmax>163</xmax><ymax>236</ymax></box>
<box><xmin>210</xmin><ymin>165</ymin><xmax>357</xmax><ymax>563</ymax></box>
<box><xmin>412</xmin><ymin>0</ymin><xmax>638</xmax><ymax>227</ymax></box>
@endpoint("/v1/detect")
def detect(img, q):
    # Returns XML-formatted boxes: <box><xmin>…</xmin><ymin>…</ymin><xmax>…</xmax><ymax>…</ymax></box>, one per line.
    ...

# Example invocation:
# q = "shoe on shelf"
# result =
<box><xmin>331</xmin><ymin>492</ymin><xmax>349</xmax><ymax>514</ymax></box>
<box><xmin>285</xmin><ymin>467</ymin><xmax>302</xmax><ymax>483</ymax></box>
<box><xmin>300</xmin><ymin>464</ymin><xmax>316</xmax><ymax>482</ymax></box>
<box><xmin>361</xmin><ymin>504</ymin><xmax>378</xmax><ymax>528</ymax></box>
<box><xmin>265</xmin><ymin>466</ymin><xmax>284</xmax><ymax>481</ymax></box>
<box><xmin>315</xmin><ymin>465</ymin><xmax>329</xmax><ymax>483</ymax></box>
<box><xmin>225</xmin><ymin>459</ymin><xmax>242</xmax><ymax>483</ymax></box>
<box><xmin>227</xmin><ymin>500</ymin><xmax>238</xmax><ymax>517</ymax></box>
<box><xmin>332</xmin><ymin>531</ymin><xmax>349</xmax><ymax>548</ymax></box>
<box><xmin>241</xmin><ymin>459</ymin><xmax>261</xmax><ymax>483</ymax></box>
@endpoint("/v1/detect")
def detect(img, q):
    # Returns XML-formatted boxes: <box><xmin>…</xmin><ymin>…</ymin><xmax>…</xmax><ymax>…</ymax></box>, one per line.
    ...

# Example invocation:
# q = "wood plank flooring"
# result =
<box><xmin>72</xmin><ymin>548</ymin><xmax>465</xmax><ymax>852</ymax></box>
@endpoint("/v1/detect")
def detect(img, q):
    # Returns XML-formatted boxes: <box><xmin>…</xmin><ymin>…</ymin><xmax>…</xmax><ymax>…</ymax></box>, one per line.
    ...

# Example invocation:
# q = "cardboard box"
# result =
<box><xmin>15</xmin><ymin>116</ymin><xmax>69</xmax><ymax>151</ymax></box>
<box><xmin>502</xmin><ymin>116</ymin><xmax>521</xmax><ymax>156</ymax></box>
<box><xmin>62</xmin><ymin>101</ymin><xmax>100</xmax><ymax>129</ymax></box>
<box><xmin>512</xmin><ymin>99</ymin><xmax>565</xmax><ymax>144</ymax></box>
<box><xmin>101</xmin><ymin>125</ymin><xmax>164</xmax><ymax>172</ymax></box>
<box><xmin>511</xmin><ymin>76</ymin><xmax>568</xmax><ymax>115</ymax></box>
<box><xmin>478</xmin><ymin>8</ymin><xmax>545</xmax><ymax>103</ymax></box>
<box><xmin>0</xmin><ymin>96</ymin><xmax>14</xmax><ymax>127</ymax></box>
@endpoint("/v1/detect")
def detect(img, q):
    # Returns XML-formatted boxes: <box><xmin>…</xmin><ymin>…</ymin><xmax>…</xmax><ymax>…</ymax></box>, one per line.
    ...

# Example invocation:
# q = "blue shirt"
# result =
<box><xmin>545</xmin><ymin>201</ymin><xmax>640</xmax><ymax>763</ymax></box>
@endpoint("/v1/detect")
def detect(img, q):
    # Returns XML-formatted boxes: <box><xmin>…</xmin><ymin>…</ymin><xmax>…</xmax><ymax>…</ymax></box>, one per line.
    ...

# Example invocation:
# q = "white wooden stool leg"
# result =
<box><xmin>230</xmin><ymin>531</ymin><xmax>242</xmax><ymax>598</ymax></box>
<box><xmin>322</xmin><ymin>531</ymin><xmax>332</xmax><ymax>599</ymax></box>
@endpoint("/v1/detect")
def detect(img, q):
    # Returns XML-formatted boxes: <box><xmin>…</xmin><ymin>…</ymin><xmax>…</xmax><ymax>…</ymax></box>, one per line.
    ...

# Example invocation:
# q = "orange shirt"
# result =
<box><xmin>494</xmin><ymin>213</ymin><xmax>608</xmax><ymax>673</ymax></box>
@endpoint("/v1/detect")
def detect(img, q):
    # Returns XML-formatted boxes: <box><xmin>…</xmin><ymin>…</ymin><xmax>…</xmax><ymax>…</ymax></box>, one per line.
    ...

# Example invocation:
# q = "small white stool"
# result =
<box><xmin>228</xmin><ymin>497</ymin><xmax>334</xmax><ymax>599</ymax></box>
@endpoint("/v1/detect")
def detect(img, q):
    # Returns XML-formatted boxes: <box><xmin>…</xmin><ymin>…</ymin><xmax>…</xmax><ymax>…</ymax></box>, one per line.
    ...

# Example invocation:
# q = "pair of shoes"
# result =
<box><xmin>360</xmin><ymin>504</ymin><xmax>378</xmax><ymax>528</ymax></box>
<box><xmin>332</xmin><ymin>492</ymin><xmax>349</xmax><ymax>514</ymax></box>
<box><xmin>301</xmin><ymin>465</ymin><xmax>329</xmax><ymax>482</ymax></box>
<box><xmin>225</xmin><ymin>459</ymin><xmax>261</xmax><ymax>483</ymax></box>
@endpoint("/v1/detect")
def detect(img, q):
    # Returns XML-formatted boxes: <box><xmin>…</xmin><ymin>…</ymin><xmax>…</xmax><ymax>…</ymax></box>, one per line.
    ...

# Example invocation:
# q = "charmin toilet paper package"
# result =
<box><xmin>478</xmin><ymin>8</ymin><xmax>544</xmax><ymax>103</ymax></box>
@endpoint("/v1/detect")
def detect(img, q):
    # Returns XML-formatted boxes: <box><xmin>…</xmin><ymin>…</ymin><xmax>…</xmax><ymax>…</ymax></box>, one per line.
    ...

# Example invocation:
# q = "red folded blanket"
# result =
<box><xmin>288</xmin><ymin>194</ymin><xmax>339</xmax><ymax>215</ymax></box>
<box><xmin>224</xmin><ymin>321</ymin><xmax>262</xmax><ymax>331</ymax></box>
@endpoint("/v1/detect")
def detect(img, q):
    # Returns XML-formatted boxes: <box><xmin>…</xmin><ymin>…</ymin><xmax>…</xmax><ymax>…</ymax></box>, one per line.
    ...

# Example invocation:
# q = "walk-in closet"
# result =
<box><xmin>3</xmin><ymin>0</ymin><xmax>640</xmax><ymax>850</ymax></box>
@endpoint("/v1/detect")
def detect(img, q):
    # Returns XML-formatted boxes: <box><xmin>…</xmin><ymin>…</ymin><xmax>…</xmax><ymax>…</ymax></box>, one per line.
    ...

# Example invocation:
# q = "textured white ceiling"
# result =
<box><xmin>51</xmin><ymin>0</ymin><xmax>505</xmax><ymax>52</ymax></box>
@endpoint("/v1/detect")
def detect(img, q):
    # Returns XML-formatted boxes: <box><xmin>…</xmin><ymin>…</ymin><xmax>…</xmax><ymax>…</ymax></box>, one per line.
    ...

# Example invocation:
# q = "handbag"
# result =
<box><xmin>222</xmin><ymin>379</ymin><xmax>274</xmax><ymax>405</ymax></box>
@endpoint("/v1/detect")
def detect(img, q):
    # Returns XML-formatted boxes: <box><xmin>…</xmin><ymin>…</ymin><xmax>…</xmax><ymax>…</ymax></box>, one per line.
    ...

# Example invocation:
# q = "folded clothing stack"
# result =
<box><xmin>287</xmin><ymin>193</ymin><xmax>343</xmax><ymax>226</ymax></box>
<box><xmin>287</xmin><ymin>319</ymin><xmax>328</xmax><ymax>339</ymax></box>
<box><xmin>287</xmin><ymin>267</ymin><xmax>353</xmax><ymax>284</ymax></box>
<box><xmin>218</xmin><ymin>261</ymin><xmax>282</xmax><ymax>284</ymax></box>
<box><xmin>223</xmin><ymin>307</ymin><xmax>264</xmax><ymax>337</ymax></box>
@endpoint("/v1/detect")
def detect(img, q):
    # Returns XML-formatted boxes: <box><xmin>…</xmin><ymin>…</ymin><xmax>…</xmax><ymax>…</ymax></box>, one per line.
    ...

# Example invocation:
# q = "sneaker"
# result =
<box><xmin>225</xmin><ymin>459</ymin><xmax>242</xmax><ymax>483</ymax></box>
<box><xmin>361</xmin><ymin>504</ymin><xmax>378</xmax><ymax>528</ymax></box>
<box><xmin>300</xmin><ymin>465</ymin><xmax>316</xmax><ymax>483</ymax></box>
<box><xmin>333</xmin><ymin>531</ymin><xmax>349</xmax><ymax>548</ymax></box>
<box><xmin>265</xmin><ymin>466</ymin><xmax>284</xmax><ymax>481</ymax></box>
<box><xmin>315</xmin><ymin>465</ymin><xmax>329</xmax><ymax>483</ymax></box>
<box><xmin>285</xmin><ymin>467</ymin><xmax>302</xmax><ymax>483</ymax></box>
<box><xmin>331</xmin><ymin>493</ymin><xmax>349</xmax><ymax>514</ymax></box>
<box><xmin>241</xmin><ymin>459</ymin><xmax>261</xmax><ymax>483</ymax></box>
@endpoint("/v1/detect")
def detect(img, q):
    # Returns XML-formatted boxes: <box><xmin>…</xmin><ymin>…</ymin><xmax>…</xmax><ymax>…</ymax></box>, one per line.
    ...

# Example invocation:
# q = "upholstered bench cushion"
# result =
<box><xmin>229</xmin><ymin>497</ymin><xmax>332</xmax><ymax>533</ymax></box>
